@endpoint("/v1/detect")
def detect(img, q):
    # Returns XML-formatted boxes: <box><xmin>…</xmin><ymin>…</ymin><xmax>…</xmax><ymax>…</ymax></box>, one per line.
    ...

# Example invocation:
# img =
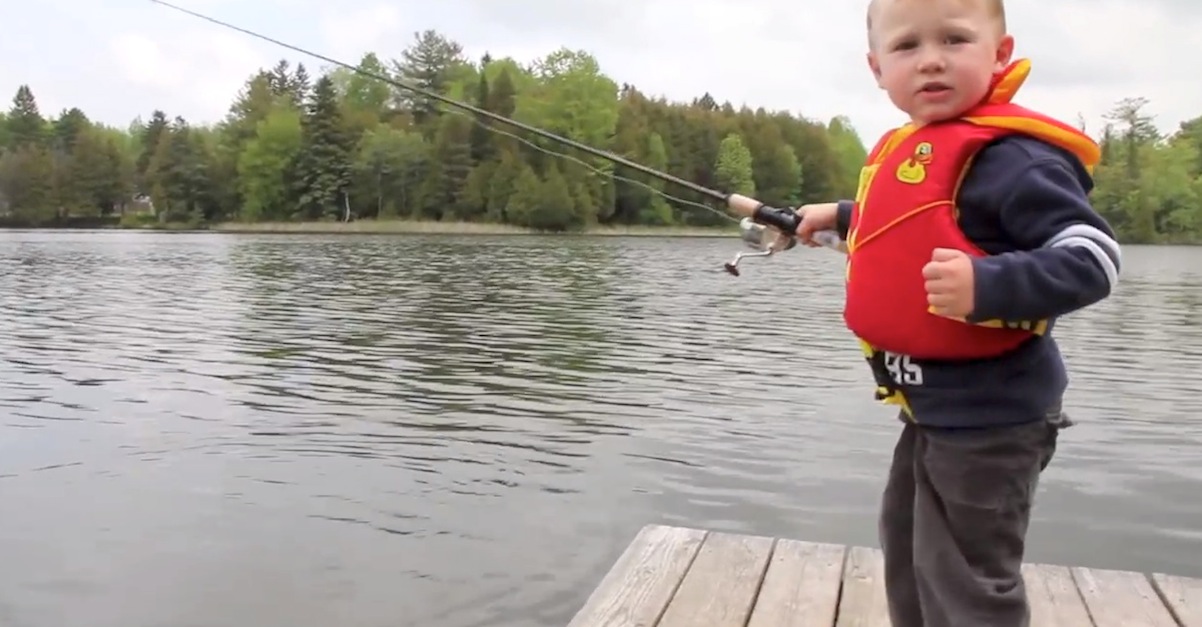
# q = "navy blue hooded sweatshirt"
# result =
<box><xmin>835</xmin><ymin>134</ymin><xmax>1121</xmax><ymax>428</ymax></box>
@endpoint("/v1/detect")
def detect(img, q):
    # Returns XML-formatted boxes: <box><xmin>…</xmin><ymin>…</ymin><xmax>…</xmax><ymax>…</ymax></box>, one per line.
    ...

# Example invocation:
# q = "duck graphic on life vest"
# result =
<box><xmin>895</xmin><ymin>141</ymin><xmax>933</xmax><ymax>184</ymax></box>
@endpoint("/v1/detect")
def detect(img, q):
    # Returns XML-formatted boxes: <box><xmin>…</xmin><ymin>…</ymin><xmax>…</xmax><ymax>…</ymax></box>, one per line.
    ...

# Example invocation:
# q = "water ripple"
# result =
<box><xmin>0</xmin><ymin>229</ymin><xmax>1199</xmax><ymax>627</ymax></box>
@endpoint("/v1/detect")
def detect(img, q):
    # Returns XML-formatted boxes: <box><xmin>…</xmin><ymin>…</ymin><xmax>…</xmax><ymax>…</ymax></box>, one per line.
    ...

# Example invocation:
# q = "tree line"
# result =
<box><xmin>0</xmin><ymin>30</ymin><xmax>1198</xmax><ymax>241</ymax></box>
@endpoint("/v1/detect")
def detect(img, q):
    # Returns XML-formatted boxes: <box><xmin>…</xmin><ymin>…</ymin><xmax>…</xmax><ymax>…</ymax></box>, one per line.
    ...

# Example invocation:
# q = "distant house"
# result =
<box><xmin>124</xmin><ymin>193</ymin><xmax>155</xmax><ymax>216</ymax></box>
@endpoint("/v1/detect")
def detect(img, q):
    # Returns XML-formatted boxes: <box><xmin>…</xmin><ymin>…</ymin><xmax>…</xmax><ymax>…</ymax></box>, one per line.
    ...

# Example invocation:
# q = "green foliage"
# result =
<box><xmin>293</xmin><ymin>74</ymin><xmax>355</xmax><ymax>220</ymax></box>
<box><xmin>0</xmin><ymin>32</ymin><xmax>1199</xmax><ymax>242</ymax></box>
<box><xmin>715</xmin><ymin>133</ymin><xmax>756</xmax><ymax>196</ymax></box>
<box><xmin>1085</xmin><ymin>97</ymin><xmax>1202</xmax><ymax>243</ymax></box>
<box><xmin>237</xmin><ymin>104</ymin><xmax>303</xmax><ymax>221</ymax></box>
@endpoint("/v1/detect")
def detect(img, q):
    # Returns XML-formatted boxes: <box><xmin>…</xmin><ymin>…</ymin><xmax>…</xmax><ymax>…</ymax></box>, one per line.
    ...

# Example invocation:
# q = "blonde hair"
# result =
<box><xmin>867</xmin><ymin>0</ymin><xmax>1007</xmax><ymax>37</ymax></box>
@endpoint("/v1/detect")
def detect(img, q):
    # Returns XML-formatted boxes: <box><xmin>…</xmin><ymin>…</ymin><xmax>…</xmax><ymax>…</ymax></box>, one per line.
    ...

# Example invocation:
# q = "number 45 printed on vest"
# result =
<box><xmin>884</xmin><ymin>351</ymin><xmax>923</xmax><ymax>385</ymax></box>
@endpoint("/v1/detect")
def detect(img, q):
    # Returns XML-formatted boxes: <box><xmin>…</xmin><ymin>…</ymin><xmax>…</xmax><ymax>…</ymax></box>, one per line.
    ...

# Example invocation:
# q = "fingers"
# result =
<box><xmin>793</xmin><ymin>205</ymin><xmax>832</xmax><ymax>246</ymax></box>
<box><xmin>925</xmin><ymin>266</ymin><xmax>953</xmax><ymax>301</ymax></box>
<box><xmin>794</xmin><ymin>214</ymin><xmax>820</xmax><ymax>246</ymax></box>
<box><xmin>930</xmin><ymin>247</ymin><xmax>964</xmax><ymax>262</ymax></box>
<box><xmin>926</xmin><ymin>287</ymin><xmax>950</xmax><ymax>306</ymax></box>
<box><xmin>922</xmin><ymin>258</ymin><xmax>949</xmax><ymax>279</ymax></box>
<box><xmin>800</xmin><ymin>227</ymin><xmax>825</xmax><ymax>247</ymax></box>
<box><xmin>793</xmin><ymin>207</ymin><xmax>809</xmax><ymax>233</ymax></box>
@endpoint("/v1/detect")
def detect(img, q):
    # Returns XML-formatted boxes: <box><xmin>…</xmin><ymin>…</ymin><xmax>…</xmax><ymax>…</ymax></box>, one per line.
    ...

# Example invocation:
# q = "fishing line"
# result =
<box><xmin>148</xmin><ymin>0</ymin><xmax>844</xmax><ymax>275</ymax></box>
<box><xmin>435</xmin><ymin>111</ymin><xmax>735</xmax><ymax>222</ymax></box>
<box><xmin>147</xmin><ymin>0</ymin><xmax>736</xmax><ymax>224</ymax></box>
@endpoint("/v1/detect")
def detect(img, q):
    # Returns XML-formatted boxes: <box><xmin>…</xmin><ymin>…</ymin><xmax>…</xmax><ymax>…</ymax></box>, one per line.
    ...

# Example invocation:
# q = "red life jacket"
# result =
<box><xmin>843</xmin><ymin>59</ymin><xmax>1100</xmax><ymax>362</ymax></box>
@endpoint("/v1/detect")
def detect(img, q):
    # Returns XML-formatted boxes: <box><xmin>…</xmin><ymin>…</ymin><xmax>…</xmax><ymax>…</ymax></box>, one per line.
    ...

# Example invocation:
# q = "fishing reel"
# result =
<box><xmin>723</xmin><ymin>202</ymin><xmax>842</xmax><ymax>276</ymax></box>
<box><xmin>724</xmin><ymin>216</ymin><xmax>796</xmax><ymax>276</ymax></box>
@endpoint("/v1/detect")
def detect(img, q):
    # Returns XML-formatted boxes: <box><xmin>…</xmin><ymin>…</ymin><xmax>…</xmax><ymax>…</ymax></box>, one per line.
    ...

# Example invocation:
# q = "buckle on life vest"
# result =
<box><xmin>856</xmin><ymin>339</ymin><xmax>910</xmax><ymax>412</ymax></box>
<box><xmin>866</xmin><ymin>350</ymin><xmax>899</xmax><ymax>401</ymax></box>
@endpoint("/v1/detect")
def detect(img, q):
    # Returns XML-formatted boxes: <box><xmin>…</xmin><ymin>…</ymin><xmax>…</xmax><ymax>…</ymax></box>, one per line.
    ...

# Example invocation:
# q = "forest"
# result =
<box><xmin>0</xmin><ymin>30</ymin><xmax>1198</xmax><ymax>242</ymax></box>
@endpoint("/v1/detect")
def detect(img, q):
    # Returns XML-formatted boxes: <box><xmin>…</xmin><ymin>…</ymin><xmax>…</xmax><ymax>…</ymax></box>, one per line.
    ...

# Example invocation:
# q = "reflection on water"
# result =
<box><xmin>1</xmin><ymin>230</ymin><xmax>1200</xmax><ymax>627</ymax></box>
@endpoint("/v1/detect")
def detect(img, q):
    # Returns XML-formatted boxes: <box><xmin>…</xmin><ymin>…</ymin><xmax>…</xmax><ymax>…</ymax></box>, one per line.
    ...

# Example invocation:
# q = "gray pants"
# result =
<box><xmin>879</xmin><ymin>413</ymin><xmax>1062</xmax><ymax>627</ymax></box>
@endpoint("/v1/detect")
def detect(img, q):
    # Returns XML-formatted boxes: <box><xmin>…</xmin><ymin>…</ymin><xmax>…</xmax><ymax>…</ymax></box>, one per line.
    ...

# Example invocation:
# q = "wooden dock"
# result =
<box><xmin>567</xmin><ymin>524</ymin><xmax>1202</xmax><ymax>626</ymax></box>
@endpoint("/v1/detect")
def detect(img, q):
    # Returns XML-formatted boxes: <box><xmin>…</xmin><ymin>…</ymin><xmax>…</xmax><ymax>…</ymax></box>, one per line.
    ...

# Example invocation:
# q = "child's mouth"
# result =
<box><xmin>917</xmin><ymin>83</ymin><xmax>954</xmax><ymax>101</ymax></box>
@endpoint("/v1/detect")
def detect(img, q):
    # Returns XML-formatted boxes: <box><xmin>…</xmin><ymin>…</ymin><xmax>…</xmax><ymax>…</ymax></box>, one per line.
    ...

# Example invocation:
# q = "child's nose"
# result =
<box><xmin>917</xmin><ymin>49</ymin><xmax>947</xmax><ymax>73</ymax></box>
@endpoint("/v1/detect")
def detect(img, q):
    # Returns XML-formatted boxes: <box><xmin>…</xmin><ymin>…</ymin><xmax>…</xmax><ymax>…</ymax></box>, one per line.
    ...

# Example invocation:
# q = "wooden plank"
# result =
<box><xmin>656</xmin><ymin>531</ymin><xmax>776</xmax><ymax>627</ymax></box>
<box><xmin>1072</xmin><ymin>566</ymin><xmax>1179</xmax><ymax>627</ymax></box>
<box><xmin>1151</xmin><ymin>573</ymin><xmax>1202</xmax><ymax>626</ymax></box>
<box><xmin>566</xmin><ymin>524</ymin><xmax>706</xmax><ymax>627</ymax></box>
<box><xmin>746</xmin><ymin>539</ymin><xmax>846</xmax><ymax>627</ymax></box>
<box><xmin>567</xmin><ymin>524</ymin><xmax>1202</xmax><ymax>627</ymax></box>
<box><xmin>1021</xmin><ymin>563</ymin><xmax>1093</xmax><ymax>626</ymax></box>
<box><xmin>834</xmin><ymin>546</ymin><xmax>891</xmax><ymax>627</ymax></box>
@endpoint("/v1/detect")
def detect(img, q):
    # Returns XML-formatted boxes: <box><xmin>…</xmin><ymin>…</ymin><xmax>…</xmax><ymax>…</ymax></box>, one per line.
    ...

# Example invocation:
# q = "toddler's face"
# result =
<box><xmin>867</xmin><ymin>0</ymin><xmax>1013</xmax><ymax>125</ymax></box>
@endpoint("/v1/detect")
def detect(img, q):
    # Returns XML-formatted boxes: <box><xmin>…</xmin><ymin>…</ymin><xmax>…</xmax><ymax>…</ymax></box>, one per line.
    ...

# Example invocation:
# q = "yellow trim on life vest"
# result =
<box><xmin>965</xmin><ymin>57</ymin><xmax>1100</xmax><ymax>171</ymax></box>
<box><xmin>949</xmin><ymin>147</ymin><xmax>979</xmax><ymax>221</ymax></box>
<box><xmin>961</xmin><ymin>115</ymin><xmax>1100</xmax><ymax>172</ymax></box>
<box><xmin>930</xmin><ymin>314</ymin><xmax>1049</xmax><ymax>335</ymax></box>
<box><xmin>868</xmin><ymin>125</ymin><xmax>919</xmax><ymax>166</ymax></box>
<box><xmin>853</xmin><ymin>199</ymin><xmax>953</xmax><ymax>249</ymax></box>
<box><xmin>985</xmin><ymin>58</ymin><xmax>1030</xmax><ymax>104</ymax></box>
<box><xmin>869</xmin><ymin>59</ymin><xmax>1099</xmax><ymax>173</ymax></box>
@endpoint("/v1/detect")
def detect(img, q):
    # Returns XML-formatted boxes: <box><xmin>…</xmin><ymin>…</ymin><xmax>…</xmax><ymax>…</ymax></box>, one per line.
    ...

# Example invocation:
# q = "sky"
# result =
<box><xmin>1</xmin><ymin>0</ymin><xmax>1199</xmax><ymax>149</ymax></box>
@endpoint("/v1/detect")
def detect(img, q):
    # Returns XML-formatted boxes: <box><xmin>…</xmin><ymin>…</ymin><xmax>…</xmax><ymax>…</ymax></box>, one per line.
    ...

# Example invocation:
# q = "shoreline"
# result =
<box><xmin>3</xmin><ymin>219</ymin><xmax>1198</xmax><ymax>245</ymax></box>
<box><xmin>207</xmin><ymin>220</ymin><xmax>740</xmax><ymax>237</ymax></box>
<box><xmin>0</xmin><ymin>217</ymin><xmax>738</xmax><ymax>237</ymax></box>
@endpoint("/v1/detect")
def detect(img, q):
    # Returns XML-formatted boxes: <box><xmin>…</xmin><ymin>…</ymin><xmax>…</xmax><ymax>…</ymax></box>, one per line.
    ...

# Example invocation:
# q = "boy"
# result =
<box><xmin>796</xmin><ymin>0</ymin><xmax>1120</xmax><ymax>625</ymax></box>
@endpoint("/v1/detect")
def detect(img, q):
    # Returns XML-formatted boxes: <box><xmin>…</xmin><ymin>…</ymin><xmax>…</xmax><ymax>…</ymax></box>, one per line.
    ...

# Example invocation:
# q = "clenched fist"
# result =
<box><xmin>922</xmin><ymin>247</ymin><xmax>974</xmax><ymax>318</ymax></box>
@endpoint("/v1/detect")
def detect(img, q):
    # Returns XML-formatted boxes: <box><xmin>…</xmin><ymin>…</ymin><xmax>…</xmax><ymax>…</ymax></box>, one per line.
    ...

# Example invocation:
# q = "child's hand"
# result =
<box><xmin>923</xmin><ymin>248</ymin><xmax>974</xmax><ymax>317</ymax></box>
<box><xmin>794</xmin><ymin>202</ymin><xmax>838</xmax><ymax>247</ymax></box>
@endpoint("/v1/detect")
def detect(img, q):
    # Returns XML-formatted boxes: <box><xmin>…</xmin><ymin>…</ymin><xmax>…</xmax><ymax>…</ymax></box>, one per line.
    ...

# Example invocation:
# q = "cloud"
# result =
<box><xmin>107</xmin><ymin>29</ymin><xmax>268</xmax><ymax>124</ymax></box>
<box><xmin>317</xmin><ymin>4</ymin><xmax>404</xmax><ymax>64</ymax></box>
<box><xmin>0</xmin><ymin>0</ymin><xmax>1197</xmax><ymax>147</ymax></box>
<box><xmin>1005</xmin><ymin>0</ymin><xmax>1199</xmax><ymax>135</ymax></box>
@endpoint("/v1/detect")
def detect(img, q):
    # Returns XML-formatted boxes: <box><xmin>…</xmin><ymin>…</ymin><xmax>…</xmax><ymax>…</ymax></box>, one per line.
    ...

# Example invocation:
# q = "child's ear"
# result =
<box><xmin>994</xmin><ymin>34</ymin><xmax>1015</xmax><ymax>71</ymax></box>
<box><xmin>867</xmin><ymin>51</ymin><xmax>884</xmax><ymax>87</ymax></box>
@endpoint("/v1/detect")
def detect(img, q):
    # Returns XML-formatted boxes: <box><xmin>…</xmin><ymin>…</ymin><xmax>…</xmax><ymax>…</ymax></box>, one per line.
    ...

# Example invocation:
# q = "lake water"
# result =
<box><xmin>1</xmin><ymin>230</ymin><xmax>1200</xmax><ymax>627</ymax></box>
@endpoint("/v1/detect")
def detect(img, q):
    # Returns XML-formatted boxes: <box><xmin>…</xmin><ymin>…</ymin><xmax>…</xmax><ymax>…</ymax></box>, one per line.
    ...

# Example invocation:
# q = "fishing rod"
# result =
<box><xmin>148</xmin><ymin>0</ymin><xmax>842</xmax><ymax>275</ymax></box>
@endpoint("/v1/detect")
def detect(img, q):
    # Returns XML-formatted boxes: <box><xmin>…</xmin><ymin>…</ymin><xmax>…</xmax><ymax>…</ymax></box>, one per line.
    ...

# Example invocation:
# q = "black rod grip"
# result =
<box><xmin>751</xmin><ymin>205</ymin><xmax>801</xmax><ymax>234</ymax></box>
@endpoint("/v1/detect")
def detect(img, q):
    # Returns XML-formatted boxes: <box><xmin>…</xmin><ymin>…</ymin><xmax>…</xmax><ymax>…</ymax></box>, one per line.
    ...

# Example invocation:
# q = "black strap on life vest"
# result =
<box><xmin>865</xmin><ymin>349</ymin><xmax>899</xmax><ymax>401</ymax></box>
